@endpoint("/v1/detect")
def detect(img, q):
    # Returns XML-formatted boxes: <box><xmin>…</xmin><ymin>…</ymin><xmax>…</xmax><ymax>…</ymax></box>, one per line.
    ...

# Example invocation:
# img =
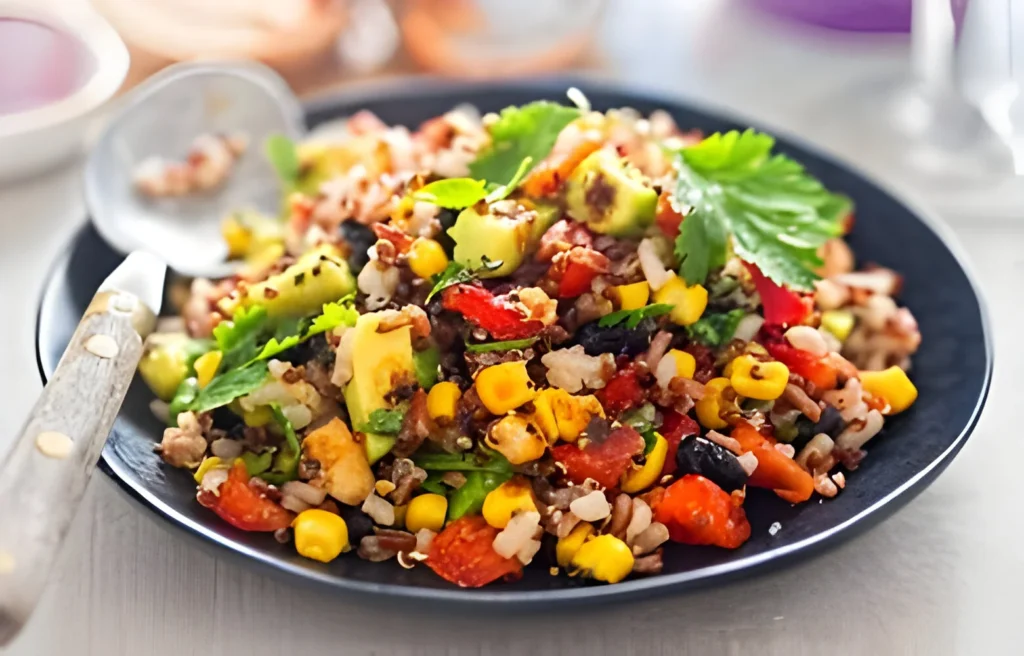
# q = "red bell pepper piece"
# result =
<box><xmin>426</xmin><ymin>516</ymin><xmax>523</xmax><ymax>587</ymax></box>
<box><xmin>654</xmin><ymin>474</ymin><xmax>751</xmax><ymax>549</ymax></box>
<box><xmin>551</xmin><ymin>425</ymin><xmax>645</xmax><ymax>488</ymax></box>
<box><xmin>731</xmin><ymin>422</ymin><xmax>815</xmax><ymax>504</ymax></box>
<box><xmin>765</xmin><ymin>342</ymin><xmax>838</xmax><ymax>391</ymax></box>
<box><xmin>655</xmin><ymin>189</ymin><xmax>685</xmax><ymax>238</ymax></box>
<box><xmin>442</xmin><ymin>284</ymin><xmax>545</xmax><ymax>340</ymax></box>
<box><xmin>556</xmin><ymin>247</ymin><xmax>609</xmax><ymax>298</ymax></box>
<box><xmin>197</xmin><ymin>461</ymin><xmax>294</xmax><ymax>532</ymax></box>
<box><xmin>744</xmin><ymin>262</ymin><xmax>812</xmax><ymax>326</ymax></box>
<box><xmin>595</xmin><ymin>365</ymin><xmax>646</xmax><ymax>416</ymax></box>
<box><xmin>658</xmin><ymin>410</ymin><xmax>700</xmax><ymax>476</ymax></box>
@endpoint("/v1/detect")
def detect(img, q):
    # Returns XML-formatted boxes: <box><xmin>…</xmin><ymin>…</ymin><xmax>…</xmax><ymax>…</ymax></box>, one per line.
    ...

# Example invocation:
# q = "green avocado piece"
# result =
<box><xmin>565</xmin><ymin>149</ymin><xmax>657</xmax><ymax>237</ymax></box>
<box><xmin>448</xmin><ymin>206</ymin><xmax>533</xmax><ymax>277</ymax></box>
<box><xmin>528</xmin><ymin>201</ymin><xmax>562</xmax><ymax>248</ymax></box>
<box><xmin>232</xmin><ymin>245</ymin><xmax>355</xmax><ymax>317</ymax></box>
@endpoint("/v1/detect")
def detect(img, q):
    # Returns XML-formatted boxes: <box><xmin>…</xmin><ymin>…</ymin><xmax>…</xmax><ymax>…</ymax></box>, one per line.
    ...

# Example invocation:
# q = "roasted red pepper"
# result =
<box><xmin>658</xmin><ymin>410</ymin><xmax>700</xmax><ymax>476</ymax></box>
<box><xmin>655</xmin><ymin>189</ymin><xmax>685</xmax><ymax>238</ymax></box>
<box><xmin>552</xmin><ymin>425</ymin><xmax>645</xmax><ymax>489</ymax></box>
<box><xmin>426</xmin><ymin>516</ymin><xmax>523</xmax><ymax>587</ymax></box>
<box><xmin>744</xmin><ymin>262</ymin><xmax>812</xmax><ymax>326</ymax></box>
<box><xmin>731</xmin><ymin>422</ymin><xmax>814</xmax><ymax>504</ymax></box>
<box><xmin>765</xmin><ymin>342</ymin><xmax>838</xmax><ymax>391</ymax></box>
<box><xmin>596</xmin><ymin>365</ymin><xmax>645</xmax><ymax>416</ymax></box>
<box><xmin>197</xmin><ymin>461</ymin><xmax>293</xmax><ymax>532</ymax></box>
<box><xmin>655</xmin><ymin>474</ymin><xmax>751</xmax><ymax>549</ymax></box>
<box><xmin>442</xmin><ymin>284</ymin><xmax>545</xmax><ymax>340</ymax></box>
<box><xmin>556</xmin><ymin>247</ymin><xmax>609</xmax><ymax>298</ymax></box>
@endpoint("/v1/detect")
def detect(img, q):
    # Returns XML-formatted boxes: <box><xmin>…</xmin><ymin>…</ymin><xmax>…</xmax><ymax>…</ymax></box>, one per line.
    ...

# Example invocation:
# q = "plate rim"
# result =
<box><xmin>35</xmin><ymin>76</ymin><xmax>994</xmax><ymax>605</ymax></box>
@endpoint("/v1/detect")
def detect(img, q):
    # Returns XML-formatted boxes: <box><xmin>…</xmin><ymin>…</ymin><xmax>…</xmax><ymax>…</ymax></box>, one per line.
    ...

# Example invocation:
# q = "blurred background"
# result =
<box><xmin>3</xmin><ymin>0</ymin><xmax>1024</xmax><ymax>215</ymax></box>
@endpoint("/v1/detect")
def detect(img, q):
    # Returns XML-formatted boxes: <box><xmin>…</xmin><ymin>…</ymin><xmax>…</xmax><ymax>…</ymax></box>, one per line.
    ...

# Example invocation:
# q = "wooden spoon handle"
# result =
<box><xmin>0</xmin><ymin>292</ymin><xmax>155</xmax><ymax>646</ymax></box>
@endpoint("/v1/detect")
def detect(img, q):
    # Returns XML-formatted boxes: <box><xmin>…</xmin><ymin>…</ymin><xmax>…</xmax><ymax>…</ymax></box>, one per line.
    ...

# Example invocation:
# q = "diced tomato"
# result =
<box><xmin>744</xmin><ymin>262</ymin><xmax>812</xmax><ymax>326</ymax></box>
<box><xmin>595</xmin><ymin>365</ymin><xmax>645</xmax><ymax>416</ymax></box>
<box><xmin>655</xmin><ymin>474</ymin><xmax>751</xmax><ymax>549</ymax></box>
<box><xmin>522</xmin><ymin>140</ymin><xmax>602</xmax><ymax>198</ymax></box>
<box><xmin>731</xmin><ymin>422</ymin><xmax>814</xmax><ymax>504</ymax></box>
<box><xmin>556</xmin><ymin>247</ymin><xmax>609</xmax><ymax>298</ymax></box>
<box><xmin>658</xmin><ymin>410</ymin><xmax>700</xmax><ymax>476</ymax></box>
<box><xmin>426</xmin><ymin>516</ymin><xmax>523</xmax><ymax>587</ymax></box>
<box><xmin>535</xmin><ymin>219</ymin><xmax>593</xmax><ymax>262</ymax></box>
<box><xmin>442</xmin><ymin>284</ymin><xmax>545</xmax><ymax>340</ymax></box>
<box><xmin>552</xmin><ymin>426</ymin><xmax>645</xmax><ymax>488</ymax></box>
<box><xmin>765</xmin><ymin>342</ymin><xmax>838</xmax><ymax>391</ymax></box>
<box><xmin>197</xmin><ymin>461</ymin><xmax>293</xmax><ymax>532</ymax></box>
<box><xmin>655</xmin><ymin>189</ymin><xmax>686</xmax><ymax>238</ymax></box>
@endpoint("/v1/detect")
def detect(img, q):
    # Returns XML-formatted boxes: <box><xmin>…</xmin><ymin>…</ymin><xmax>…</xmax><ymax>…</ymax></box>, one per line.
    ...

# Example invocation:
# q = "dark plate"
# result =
<box><xmin>36</xmin><ymin>79</ymin><xmax>991</xmax><ymax>606</ymax></box>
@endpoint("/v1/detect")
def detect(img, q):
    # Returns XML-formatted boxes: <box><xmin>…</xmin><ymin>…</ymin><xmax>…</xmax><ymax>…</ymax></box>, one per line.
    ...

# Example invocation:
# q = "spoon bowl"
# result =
<box><xmin>84</xmin><ymin>61</ymin><xmax>305</xmax><ymax>278</ymax></box>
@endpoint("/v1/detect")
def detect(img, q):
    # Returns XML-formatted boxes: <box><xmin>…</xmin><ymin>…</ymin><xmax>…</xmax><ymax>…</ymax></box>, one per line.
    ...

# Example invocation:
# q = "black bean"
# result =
<box><xmin>813</xmin><ymin>405</ymin><xmax>847</xmax><ymax>438</ymax></box>
<box><xmin>338</xmin><ymin>505</ymin><xmax>375</xmax><ymax>544</ymax></box>
<box><xmin>434</xmin><ymin>209</ymin><xmax>458</xmax><ymax>257</ymax></box>
<box><xmin>338</xmin><ymin>220</ymin><xmax>375</xmax><ymax>272</ymax></box>
<box><xmin>575</xmin><ymin>318</ymin><xmax>655</xmax><ymax>357</ymax></box>
<box><xmin>674</xmin><ymin>435</ymin><xmax>749</xmax><ymax>493</ymax></box>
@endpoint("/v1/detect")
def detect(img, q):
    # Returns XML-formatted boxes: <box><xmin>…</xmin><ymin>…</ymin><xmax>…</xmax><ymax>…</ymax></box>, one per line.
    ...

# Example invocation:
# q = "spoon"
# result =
<box><xmin>84</xmin><ymin>61</ymin><xmax>305</xmax><ymax>278</ymax></box>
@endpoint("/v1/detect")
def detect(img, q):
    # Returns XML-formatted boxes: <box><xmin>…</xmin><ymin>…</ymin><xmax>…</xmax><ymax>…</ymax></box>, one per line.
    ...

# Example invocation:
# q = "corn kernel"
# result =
<box><xmin>570</xmin><ymin>534</ymin><xmax>634</xmax><ymax>584</ymax></box>
<box><xmin>859</xmin><ymin>366</ymin><xmax>918</xmax><ymax>414</ymax></box>
<box><xmin>222</xmin><ymin>215</ymin><xmax>253</xmax><ymax>259</ymax></box>
<box><xmin>427</xmin><ymin>381</ymin><xmax>462</xmax><ymax>421</ymax></box>
<box><xmin>474</xmin><ymin>361</ymin><xmax>536</xmax><ymax>415</ymax></box>
<box><xmin>612</xmin><ymin>281</ymin><xmax>650</xmax><ymax>310</ymax></box>
<box><xmin>408</xmin><ymin>238</ymin><xmax>450</xmax><ymax>279</ymax></box>
<box><xmin>653</xmin><ymin>275</ymin><xmax>708</xmax><ymax>326</ymax></box>
<box><xmin>242</xmin><ymin>405</ymin><xmax>274</xmax><ymax>427</ymax></box>
<box><xmin>482</xmin><ymin>479</ymin><xmax>537</xmax><ymax>529</ymax></box>
<box><xmin>556</xmin><ymin>522</ymin><xmax>594</xmax><ymax>567</ymax></box>
<box><xmin>406</xmin><ymin>493</ymin><xmax>448</xmax><ymax>533</ymax></box>
<box><xmin>621</xmin><ymin>433</ymin><xmax>668</xmax><ymax>493</ymax></box>
<box><xmin>531</xmin><ymin>389</ymin><xmax>560</xmax><ymax>443</ymax></box>
<box><xmin>821</xmin><ymin>309</ymin><xmax>855</xmax><ymax>342</ymax></box>
<box><xmin>730</xmin><ymin>355</ymin><xmax>789</xmax><ymax>401</ymax></box>
<box><xmin>293</xmin><ymin>509</ymin><xmax>349</xmax><ymax>563</ymax></box>
<box><xmin>533</xmin><ymin>389</ymin><xmax>605</xmax><ymax>443</ymax></box>
<box><xmin>696</xmin><ymin>377</ymin><xmax>732</xmax><ymax>429</ymax></box>
<box><xmin>193</xmin><ymin>456</ymin><xmax>229</xmax><ymax>483</ymax></box>
<box><xmin>485</xmin><ymin>415</ymin><xmax>548</xmax><ymax>465</ymax></box>
<box><xmin>194</xmin><ymin>350</ymin><xmax>223</xmax><ymax>389</ymax></box>
<box><xmin>666</xmin><ymin>349</ymin><xmax>696</xmax><ymax>380</ymax></box>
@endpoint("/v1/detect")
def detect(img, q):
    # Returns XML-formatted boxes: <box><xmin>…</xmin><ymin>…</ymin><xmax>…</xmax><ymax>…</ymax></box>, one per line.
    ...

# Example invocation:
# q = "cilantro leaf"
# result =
<box><xmin>265</xmin><ymin>134</ymin><xmax>300</xmax><ymax>187</ymax></box>
<box><xmin>307</xmin><ymin>299</ymin><xmax>359</xmax><ymax>336</ymax></box>
<box><xmin>413</xmin><ymin>178</ymin><xmax>489</xmax><ymax>209</ymax></box>
<box><xmin>599</xmin><ymin>304</ymin><xmax>674</xmax><ymax>329</ymax></box>
<box><xmin>484</xmin><ymin>156</ymin><xmax>534</xmax><ymax>202</ymax></box>
<box><xmin>469</xmin><ymin>101</ymin><xmax>580</xmax><ymax>191</ymax></box>
<box><xmin>426</xmin><ymin>257</ymin><xmax>504</xmax><ymax>302</ymax></box>
<box><xmin>191</xmin><ymin>362</ymin><xmax>270</xmax><ymax>414</ymax></box>
<box><xmin>213</xmin><ymin>305</ymin><xmax>270</xmax><ymax>370</ymax></box>
<box><xmin>672</xmin><ymin>129</ymin><xmax>847</xmax><ymax>291</ymax></box>
<box><xmin>260</xmin><ymin>405</ymin><xmax>300</xmax><ymax>485</ymax></box>
<box><xmin>685</xmin><ymin>309</ymin><xmax>747</xmax><ymax>347</ymax></box>
<box><xmin>413</xmin><ymin>450</ymin><xmax>513</xmax><ymax>474</ymax></box>
<box><xmin>464</xmin><ymin>337</ymin><xmax>538</xmax><ymax>353</ymax></box>
<box><xmin>359</xmin><ymin>408</ymin><xmax>405</xmax><ymax>435</ymax></box>
<box><xmin>250</xmin><ymin>300</ymin><xmax>358</xmax><ymax>363</ymax></box>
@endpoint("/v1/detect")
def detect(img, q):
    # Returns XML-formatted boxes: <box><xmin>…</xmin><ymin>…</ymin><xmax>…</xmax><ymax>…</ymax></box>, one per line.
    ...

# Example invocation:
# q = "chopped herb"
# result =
<box><xmin>412</xmin><ymin>178</ymin><xmax>489</xmax><ymax>209</ymax></box>
<box><xmin>213</xmin><ymin>305</ymin><xmax>269</xmax><ymax>370</ymax></box>
<box><xmin>265</xmin><ymin>134</ymin><xmax>300</xmax><ymax>188</ymax></box>
<box><xmin>190</xmin><ymin>362</ymin><xmax>270</xmax><ymax>414</ymax></box>
<box><xmin>641</xmin><ymin>430</ymin><xmax>659</xmax><ymax>456</ymax></box>
<box><xmin>260</xmin><ymin>405</ymin><xmax>300</xmax><ymax>485</ymax></box>
<box><xmin>359</xmin><ymin>408</ymin><xmax>406</xmax><ymax>435</ymax></box>
<box><xmin>413</xmin><ymin>347</ymin><xmax>441</xmax><ymax>389</ymax></box>
<box><xmin>685</xmin><ymin>309</ymin><xmax>748</xmax><ymax>347</ymax></box>
<box><xmin>420</xmin><ymin>472</ymin><xmax>449</xmax><ymax>495</ymax></box>
<box><xmin>672</xmin><ymin>129</ymin><xmax>848</xmax><ymax>291</ymax></box>
<box><xmin>468</xmin><ymin>101</ymin><xmax>581</xmax><ymax>192</ymax></box>
<box><xmin>413</xmin><ymin>450</ymin><xmax>513</xmax><ymax>474</ymax></box>
<box><xmin>599</xmin><ymin>304</ymin><xmax>674</xmax><ymax>329</ymax></box>
<box><xmin>484</xmin><ymin>156</ymin><xmax>534</xmax><ymax>202</ymax></box>
<box><xmin>167</xmin><ymin>378</ymin><xmax>200</xmax><ymax>426</ymax></box>
<box><xmin>464</xmin><ymin>337</ymin><xmax>539</xmax><ymax>353</ymax></box>
<box><xmin>447</xmin><ymin>470</ymin><xmax>511</xmax><ymax>520</ymax></box>
<box><xmin>425</xmin><ymin>256</ymin><xmax>504</xmax><ymax>302</ymax></box>
<box><xmin>621</xmin><ymin>403</ymin><xmax>657</xmax><ymax>435</ymax></box>
<box><xmin>250</xmin><ymin>299</ymin><xmax>358</xmax><ymax>363</ymax></box>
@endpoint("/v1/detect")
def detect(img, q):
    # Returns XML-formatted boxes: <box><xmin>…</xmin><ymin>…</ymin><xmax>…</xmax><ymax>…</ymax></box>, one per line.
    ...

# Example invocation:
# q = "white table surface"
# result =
<box><xmin>2</xmin><ymin>2</ymin><xmax>1023</xmax><ymax>654</ymax></box>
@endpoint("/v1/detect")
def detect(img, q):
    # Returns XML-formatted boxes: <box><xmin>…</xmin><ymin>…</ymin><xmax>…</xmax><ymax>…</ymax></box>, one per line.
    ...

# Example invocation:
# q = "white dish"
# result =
<box><xmin>0</xmin><ymin>1</ymin><xmax>129</xmax><ymax>183</ymax></box>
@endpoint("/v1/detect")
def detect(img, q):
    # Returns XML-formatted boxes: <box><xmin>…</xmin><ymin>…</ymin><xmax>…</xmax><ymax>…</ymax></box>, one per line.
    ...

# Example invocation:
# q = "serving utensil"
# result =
<box><xmin>84</xmin><ymin>61</ymin><xmax>305</xmax><ymax>279</ymax></box>
<box><xmin>0</xmin><ymin>252</ymin><xmax>166</xmax><ymax>646</ymax></box>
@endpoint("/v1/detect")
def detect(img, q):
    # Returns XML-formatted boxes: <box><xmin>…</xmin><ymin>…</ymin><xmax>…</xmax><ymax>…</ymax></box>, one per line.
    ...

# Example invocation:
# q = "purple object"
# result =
<box><xmin>751</xmin><ymin>0</ymin><xmax>968</xmax><ymax>33</ymax></box>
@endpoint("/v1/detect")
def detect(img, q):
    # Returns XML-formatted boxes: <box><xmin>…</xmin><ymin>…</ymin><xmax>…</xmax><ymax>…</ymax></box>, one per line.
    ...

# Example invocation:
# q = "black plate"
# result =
<box><xmin>36</xmin><ymin>79</ymin><xmax>992</xmax><ymax>605</ymax></box>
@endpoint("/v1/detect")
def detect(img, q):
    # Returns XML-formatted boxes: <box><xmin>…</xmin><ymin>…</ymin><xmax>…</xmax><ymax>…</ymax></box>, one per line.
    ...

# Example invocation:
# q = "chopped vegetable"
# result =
<box><xmin>551</xmin><ymin>425</ymin><xmax>644</xmax><ymax>488</ymax></box>
<box><xmin>655</xmin><ymin>474</ymin><xmax>751</xmax><ymax>548</ymax></box>
<box><xmin>443</xmin><ymin>284</ymin><xmax>544</xmax><ymax>340</ymax></box>
<box><xmin>198</xmin><ymin>460</ymin><xmax>293</xmax><ymax>532</ymax></box>
<box><xmin>426</xmin><ymin>516</ymin><xmax>523</xmax><ymax>587</ymax></box>
<box><xmin>686</xmin><ymin>309</ymin><xmax>747</xmax><ymax>346</ymax></box>
<box><xmin>358</xmin><ymin>408</ymin><xmax>406</xmax><ymax>435</ymax></box>
<box><xmin>599</xmin><ymin>304</ymin><xmax>674</xmax><ymax>329</ymax></box>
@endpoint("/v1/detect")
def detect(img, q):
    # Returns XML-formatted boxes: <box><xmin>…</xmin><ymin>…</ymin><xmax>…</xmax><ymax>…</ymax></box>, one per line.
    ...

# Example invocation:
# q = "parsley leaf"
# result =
<box><xmin>465</xmin><ymin>337</ymin><xmax>538</xmax><ymax>353</ymax></box>
<box><xmin>191</xmin><ymin>362</ymin><xmax>270</xmax><ymax>414</ymax></box>
<box><xmin>413</xmin><ymin>178</ymin><xmax>489</xmax><ymax>209</ymax></box>
<box><xmin>260</xmin><ymin>405</ymin><xmax>300</xmax><ymax>485</ymax></box>
<box><xmin>265</xmin><ymin>134</ymin><xmax>300</xmax><ymax>187</ymax></box>
<box><xmin>599</xmin><ymin>304</ymin><xmax>674</xmax><ymax>329</ymax></box>
<box><xmin>469</xmin><ymin>101</ymin><xmax>580</xmax><ymax>191</ymax></box>
<box><xmin>685</xmin><ymin>309</ymin><xmax>747</xmax><ymax>347</ymax></box>
<box><xmin>213</xmin><ymin>305</ymin><xmax>270</xmax><ymax>370</ymax></box>
<box><xmin>425</xmin><ymin>256</ymin><xmax>504</xmax><ymax>302</ymax></box>
<box><xmin>308</xmin><ymin>298</ymin><xmax>359</xmax><ymax>335</ymax></box>
<box><xmin>484</xmin><ymin>156</ymin><xmax>534</xmax><ymax>202</ymax></box>
<box><xmin>359</xmin><ymin>408</ymin><xmax>405</xmax><ymax>435</ymax></box>
<box><xmin>672</xmin><ymin>129</ymin><xmax>848</xmax><ymax>291</ymax></box>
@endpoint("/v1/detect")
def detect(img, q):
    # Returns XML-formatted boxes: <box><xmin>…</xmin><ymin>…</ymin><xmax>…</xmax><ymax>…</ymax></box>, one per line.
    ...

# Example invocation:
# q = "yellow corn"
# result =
<box><xmin>612</xmin><ymin>281</ymin><xmax>650</xmax><ymax>311</ymax></box>
<box><xmin>393</xmin><ymin>504</ymin><xmax>408</xmax><ymax>529</ymax></box>
<box><xmin>221</xmin><ymin>215</ymin><xmax>253</xmax><ymax>259</ymax></box>
<box><xmin>193</xmin><ymin>456</ymin><xmax>229</xmax><ymax>483</ymax></box>
<box><xmin>405</xmin><ymin>493</ymin><xmax>448</xmax><ymax>533</ymax></box>
<box><xmin>482</xmin><ymin>479</ymin><xmax>537</xmax><ymax>529</ymax></box>
<box><xmin>653</xmin><ymin>275</ymin><xmax>708</xmax><ymax>326</ymax></box>
<box><xmin>242</xmin><ymin>405</ymin><xmax>274</xmax><ymax>427</ymax></box>
<box><xmin>666</xmin><ymin>349</ymin><xmax>696</xmax><ymax>380</ymax></box>
<box><xmin>485</xmin><ymin>415</ymin><xmax>548</xmax><ymax>465</ymax></box>
<box><xmin>474</xmin><ymin>361</ymin><xmax>536</xmax><ymax>415</ymax></box>
<box><xmin>620</xmin><ymin>432</ymin><xmax>668</xmax><ymax>493</ymax></box>
<box><xmin>695</xmin><ymin>377</ymin><xmax>732</xmax><ymax>429</ymax></box>
<box><xmin>730</xmin><ymin>355</ymin><xmax>789</xmax><ymax>401</ymax></box>
<box><xmin>532</xmin><ymin>389</ymin><xmax>605</xmax><ymax>443</ymax></box>
<box><xmin>570</xmin><ymin>534</ymin><xmax>634</xmax><ymax>584</ymax></box>
<box><xmin>556</xmin><ymin>522</ymin><xmax>594</xmax><ymax>567</ymax></box>
<box><xmin>531</xmin><ymin>389</ymin><xmax>560</xmax><ymax>443</ymax></box>
<box><xmin>427</xmin><ymin>381</ymin><xmax>462</xmax><ymax>421</ymax></box>
<box><xmin>194</xmin><ymin>350</ymin><xmax>223</xmax><ymax>389</ymax></box>
<box><xmin>292</xmin><ymin>509</ymin><xmax>349</xmax><ymax>563</ymax></box>
<box><xmin>859</xmin><ymin>366</ymin><xmax>918</xmax><ymax>414</ymax></box>
<box><xmin>407</xmin><ymin>238</ymin><xmax>450</xmax><ymax>279</ymax></box>
<box><xmin>821</xmin><ymin>309</ymin><xmax>855</xmax><ymax>342</ymax></box>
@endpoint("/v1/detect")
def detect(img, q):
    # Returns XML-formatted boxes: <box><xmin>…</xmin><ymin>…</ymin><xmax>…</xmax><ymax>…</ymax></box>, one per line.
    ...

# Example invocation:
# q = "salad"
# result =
<box><xmin>139</xmin><ymin>92</ymin><xmax>921</xmax><ymax>587</ymax></box>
